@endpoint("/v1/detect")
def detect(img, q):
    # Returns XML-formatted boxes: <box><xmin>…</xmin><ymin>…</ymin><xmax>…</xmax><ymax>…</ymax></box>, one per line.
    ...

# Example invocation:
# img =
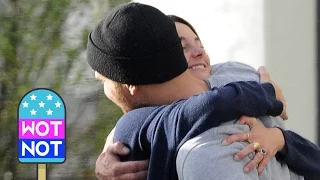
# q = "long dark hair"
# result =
<box><xmin>167</xmin><ymin>15</ymin><xmax>200</xmax><ymax>39</ymax></box>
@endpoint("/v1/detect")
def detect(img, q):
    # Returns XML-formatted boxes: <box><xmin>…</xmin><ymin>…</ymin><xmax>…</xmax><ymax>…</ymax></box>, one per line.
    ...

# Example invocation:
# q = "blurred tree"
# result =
<box><xmin>0</xmin><ymin>0</ymin><xmax>72</xmax><ymax>178</ymax></box>
<box><xmin>0</xmin><ymin>0</ymin><xmax>128</xmax><ymax>178</ymax></box>
<box><xmin>0</xmin><ymin>0</ymin><xmax>21</xmax><ymax>177</ymax></box>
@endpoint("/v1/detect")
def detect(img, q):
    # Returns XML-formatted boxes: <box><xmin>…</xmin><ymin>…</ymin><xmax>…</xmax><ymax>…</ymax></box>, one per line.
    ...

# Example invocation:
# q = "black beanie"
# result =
<box><xmin>87</xmin><ymin>2</ymin><xmax>188</xmax><ymax>85</ymax></box>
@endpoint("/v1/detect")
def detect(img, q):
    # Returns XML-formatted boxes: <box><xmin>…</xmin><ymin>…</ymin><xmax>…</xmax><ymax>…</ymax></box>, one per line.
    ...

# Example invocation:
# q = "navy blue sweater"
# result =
<box><xmin>114</xmin><ymin>81</ymin><xmax>284</xmax><ymax>180</ymax></box>
<box><xmin>277</xmin><ymin>130</ymin><xmax>320</xmax><ymax>180</ymax></box>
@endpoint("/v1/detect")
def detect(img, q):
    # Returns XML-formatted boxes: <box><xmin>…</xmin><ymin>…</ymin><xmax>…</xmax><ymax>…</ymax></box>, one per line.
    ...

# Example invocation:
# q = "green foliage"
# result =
<box><xmin>109</xmin><ymin>0</ymin><xmax>130</xmax><ymax>8</ymax></box>
<box><xmin>0</xmin><ymin>0</ymin><xmax>71</xmax><ymax>177</ymax></box>
<box><xmin>81</xmin><ymin>28</ymin><xmax>90</xmax><ymax>49</ymax></box>
<box><xmin>87</xmin><ymin>95</ymin><xmax>122</xmax><ymax>152</ymax></box>
<box><xmin>0</xmin><ymin>0</ymin><xmax>129</xmax><ymax>178</ymax></box>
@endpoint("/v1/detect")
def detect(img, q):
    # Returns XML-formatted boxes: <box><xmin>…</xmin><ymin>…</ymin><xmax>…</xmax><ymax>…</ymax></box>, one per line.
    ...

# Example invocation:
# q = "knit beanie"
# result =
<box><xmin>87</xmin><ymin>2</ymin><xmax>188</xmax><ymax>85</ymax></box>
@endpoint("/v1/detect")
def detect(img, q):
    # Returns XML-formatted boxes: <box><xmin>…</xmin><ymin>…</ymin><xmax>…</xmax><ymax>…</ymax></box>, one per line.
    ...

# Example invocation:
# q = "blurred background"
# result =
<box><xmin>0</xmin><ymin>0</ymin><xmax>318</xmax><ymax>179</ymax></box>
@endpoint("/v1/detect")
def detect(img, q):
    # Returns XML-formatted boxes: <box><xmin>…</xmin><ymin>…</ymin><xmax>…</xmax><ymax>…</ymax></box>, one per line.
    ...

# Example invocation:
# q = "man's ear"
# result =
<box><xmin>125</xmin><ymin>84</ymin><xmax>138</xmax><ymax>95</ymax></box>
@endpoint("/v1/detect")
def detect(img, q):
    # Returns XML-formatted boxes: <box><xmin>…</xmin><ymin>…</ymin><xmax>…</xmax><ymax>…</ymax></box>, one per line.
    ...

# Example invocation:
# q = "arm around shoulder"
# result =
<box><xmin>182</xmin><ymin>81</ymin><xmax>283</xmax><ymax>126</ymax></box>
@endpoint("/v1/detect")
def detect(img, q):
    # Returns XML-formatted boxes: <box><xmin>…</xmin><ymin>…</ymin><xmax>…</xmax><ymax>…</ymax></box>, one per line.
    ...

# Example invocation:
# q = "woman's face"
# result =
<box><xmin>175</xmin><ymin>22</ymin><xmax>211</xmax><ymax>80</ymax></box>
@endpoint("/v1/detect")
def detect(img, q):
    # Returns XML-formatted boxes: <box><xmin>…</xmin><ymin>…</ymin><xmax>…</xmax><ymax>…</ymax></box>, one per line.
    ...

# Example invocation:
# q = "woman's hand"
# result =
<box><xmin>222</xmin><ymin>116</ymin><xmax>285</xmax><ymax>174</ymax></box>
<box><xmin>95</xmin><ymin>128</ymin><xmax>149</xmax><ymax>180</ymax></box>
<box><xmin>258</xmin><ymin>66</ymin><xmax>288</xmax><ymax>120</ymax></box>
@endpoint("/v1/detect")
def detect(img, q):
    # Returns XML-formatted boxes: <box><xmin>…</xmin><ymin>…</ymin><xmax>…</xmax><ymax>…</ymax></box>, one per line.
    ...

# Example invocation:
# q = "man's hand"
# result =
<box><xmin>258</xmin><ymin>66</ymin><xmax>288</xmax><ymax>120</ymax></box>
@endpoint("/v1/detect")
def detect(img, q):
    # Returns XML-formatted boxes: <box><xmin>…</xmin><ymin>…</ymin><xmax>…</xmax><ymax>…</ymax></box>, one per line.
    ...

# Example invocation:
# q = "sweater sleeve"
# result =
<box><xmin>176</xmin><ymin>81</ymin><xmax>283</xmax><ymax>144</ymax></box>
<box><xmin>276</xmin><ymin>129</ymin><xmax>320</xmax><ymax>180</ymax></box>
<box><xmin>114</xmin><ymin>81</ymin><xmax>284</xmax><ymax>180</ymax></box>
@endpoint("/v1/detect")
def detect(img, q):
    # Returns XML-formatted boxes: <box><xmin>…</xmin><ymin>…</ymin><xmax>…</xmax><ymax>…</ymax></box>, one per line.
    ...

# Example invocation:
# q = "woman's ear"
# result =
<box><xmin>126</xmin><ymin>84</ymin><xmax>137</xmax><ymax>95</ymax></box>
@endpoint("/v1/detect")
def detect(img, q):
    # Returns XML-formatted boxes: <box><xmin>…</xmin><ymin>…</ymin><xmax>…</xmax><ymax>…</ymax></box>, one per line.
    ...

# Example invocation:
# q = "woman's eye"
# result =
<box><xmin>197</xmin><ymin>42</ymin><xmax>204</xmax><ymax>48</ymax></box>
<box><xmin>182</xmin><ymin>44</ymin><xmax>189</xmax><ymax>50</ymax></box>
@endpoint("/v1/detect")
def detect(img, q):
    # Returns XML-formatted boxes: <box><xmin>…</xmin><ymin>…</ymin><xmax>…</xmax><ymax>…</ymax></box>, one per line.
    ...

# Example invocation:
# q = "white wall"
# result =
<box><xmin>134</xmin><ymin>0</ymin><xmax>265</xmax><ymax>68</ymax></box>
<box><xmin>134</xmin><ymin>0</ymin><xmax>318</xmax><ymax>144</ymax></box>
<box><xmin>264</xmin><ymin>0</ymin><xmax>317</xmax><ymax>144</ymax></box>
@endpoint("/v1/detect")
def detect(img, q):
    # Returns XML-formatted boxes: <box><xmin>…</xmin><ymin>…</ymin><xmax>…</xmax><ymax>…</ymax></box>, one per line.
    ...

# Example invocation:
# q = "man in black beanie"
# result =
<box><xmin>87</xmin><ymin>2</ymin><xmax>286</xmax><ymax>180</ymax></box>
<box><xmin>87</xmin><ymin>2</ymin><xmax>195</xmax><ymax>113</ymax></box>
<box><xmin>87</xmin><ymin>2</ymin><xmax>188</xmax><ymax>86</ymax></box>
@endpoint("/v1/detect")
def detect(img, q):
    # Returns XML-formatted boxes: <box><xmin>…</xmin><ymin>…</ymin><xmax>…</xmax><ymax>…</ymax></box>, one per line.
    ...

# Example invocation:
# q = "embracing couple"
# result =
<box><xmin>87</xmin><ymin>2</ymin><xmax>320</xmax><ymax>180</ymax></box>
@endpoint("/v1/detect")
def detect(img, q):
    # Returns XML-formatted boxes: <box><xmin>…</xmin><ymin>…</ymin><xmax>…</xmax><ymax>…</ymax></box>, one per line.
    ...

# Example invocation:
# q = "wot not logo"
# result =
<box><xmin>17</xmin><ymin>88</ymin><xmax>66</xmax><ymax>164</ymax></box>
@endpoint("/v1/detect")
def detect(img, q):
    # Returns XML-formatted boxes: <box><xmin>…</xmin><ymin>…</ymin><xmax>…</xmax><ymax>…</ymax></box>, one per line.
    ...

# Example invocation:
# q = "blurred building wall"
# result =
<box><xmin>264</xmin><ymin>0</ymin><xmax>318</xmax><ymax>144</ymax></box>
<box><xmin>134</xmin><ymin>0</ymin><xmax>318</xmax><ymax>144</ymax></box>
<box><xmin>134</xmin><ymin>0</ymin><xmax>265</xmax><ymax>68</ymax></box>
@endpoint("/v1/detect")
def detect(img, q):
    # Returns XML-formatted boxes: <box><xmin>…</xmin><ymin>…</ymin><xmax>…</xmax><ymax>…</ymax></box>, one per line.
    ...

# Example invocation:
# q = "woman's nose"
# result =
<box><xmin>190</xmin><ymin>46</ymin><xmax>204</xmax><ymax>58</ymax></box>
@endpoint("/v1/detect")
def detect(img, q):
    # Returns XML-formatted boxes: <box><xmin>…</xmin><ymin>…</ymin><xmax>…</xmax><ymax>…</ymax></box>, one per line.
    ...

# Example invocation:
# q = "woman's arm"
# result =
<box><xmin>95</xmin><ymin>128</ymin><xmax>148</xmax><ymax>180</ymax></box>
<box><xmin>175</xmin><ymin>81</ymin><xmax>284</xmax><ymax>144</ymax></box>
<box><xmin>176</xmin><ymin>67</ymin><xmax>286</xmax><ymax>144</ymax></box>
<box><xmin>223</xmin><ymin>117</ymin><xmax>320</xmax><ymax>180</ymax></box>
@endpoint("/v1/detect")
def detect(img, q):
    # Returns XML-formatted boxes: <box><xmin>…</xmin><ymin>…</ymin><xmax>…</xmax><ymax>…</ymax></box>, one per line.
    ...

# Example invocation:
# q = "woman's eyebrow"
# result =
<box><xmin>179</xmin><ymin>36</ymin><xmax>200</xmax><ymax>41</ymax></box>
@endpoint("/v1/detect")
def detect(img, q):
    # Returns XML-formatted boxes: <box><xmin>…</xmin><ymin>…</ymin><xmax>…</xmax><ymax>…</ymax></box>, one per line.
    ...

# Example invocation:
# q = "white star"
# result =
<box><xmin>46</xmin><ymin>94</ymin><xmax>53</xmax><ymax>100</ymax></box>
<box><xmin>46</xmin><ymin>109</ymin><xmax>53</xmax><ymax>115</ymax></box>
<box><xmin>55</xmin><ymin>101</ymin><xmax>62</xmax><ymax>108</ymax></box>
<box><xmin>30</xmin><ymin>109</ymin><xmax>37</xmax><ymax>115</ymax></box>
<box><xmin>30</xmin><ymin>94</ymin><xmax>37</xmax><ymax>100</ymax></box>
<box><xmin>39</xmin><ymin>101</ymin><xmax>45</xmax><ymax>108</ymax></box>
<box><xmin>22</xmin><ymin>101</ymin><xmax>29</xmax><ymax>108</ymax></box>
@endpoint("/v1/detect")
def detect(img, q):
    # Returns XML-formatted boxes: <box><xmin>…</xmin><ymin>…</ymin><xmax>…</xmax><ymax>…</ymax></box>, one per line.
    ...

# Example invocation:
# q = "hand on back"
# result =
<box><xmin>95</xmin><ymin>129</ymin><xmax>148</xmax><ymax>180</ymax></box>
<box><xmin>258</xmin><ymin>66</ymin><xmax>288</xmax><ymax>120</ymax></box>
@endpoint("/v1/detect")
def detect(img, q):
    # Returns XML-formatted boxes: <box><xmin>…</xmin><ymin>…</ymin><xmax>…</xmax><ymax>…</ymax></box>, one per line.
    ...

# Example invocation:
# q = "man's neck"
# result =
<box><xmin>140</xmin><ymin>71</ymin><xmax>210</xmax><ymax>106</ymax></box>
